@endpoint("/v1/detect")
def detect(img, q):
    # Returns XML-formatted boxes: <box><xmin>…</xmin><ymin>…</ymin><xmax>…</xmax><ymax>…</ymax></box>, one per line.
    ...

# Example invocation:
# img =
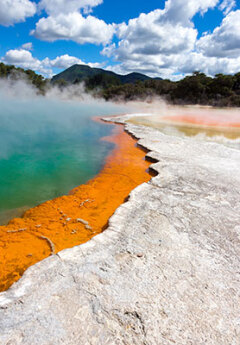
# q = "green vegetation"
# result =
<box><xmin>52</xmin><ymin>65</ymin><xmax>240</xmax><ymax>106</ymax></box>
<box><xmin>102</xmin><ymin>71</ymin><xmax>240</xmax><ymax>107</ymax></box>
<box><xmin>0</xmin><ymin>62</ymin><xmax>48</xmax><ymax>94</ymax></box>
<box><xmin>1</xmin><ymin>61</ymin><xmax>240</xmax><ymax>107</ymax></box>
<box><xmin>51</xmin><ymin>64</ymin><xmax>152</xmax><ymax>85</ymax></box>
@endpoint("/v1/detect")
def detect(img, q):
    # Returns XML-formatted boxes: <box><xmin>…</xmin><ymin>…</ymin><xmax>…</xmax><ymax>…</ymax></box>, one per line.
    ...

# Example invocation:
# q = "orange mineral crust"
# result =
<box><xmin>0</xmin><ymin>123</ymin><xmax>151</xmax><ymax>292</ymax></box>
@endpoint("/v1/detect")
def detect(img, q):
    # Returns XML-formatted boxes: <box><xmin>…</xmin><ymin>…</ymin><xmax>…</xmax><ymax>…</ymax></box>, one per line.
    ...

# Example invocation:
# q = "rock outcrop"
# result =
<box><xmin>0</xmin><ymin>115</ymin><xmax>239</xmax><ymax>345</ymax></box>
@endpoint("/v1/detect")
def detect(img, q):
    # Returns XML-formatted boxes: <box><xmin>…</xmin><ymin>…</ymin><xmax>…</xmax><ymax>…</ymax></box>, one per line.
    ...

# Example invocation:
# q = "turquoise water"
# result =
<box><xmin>0</xmin><ymin>95</ymin><xmax>127</xmax><ymax>223</ymax></box>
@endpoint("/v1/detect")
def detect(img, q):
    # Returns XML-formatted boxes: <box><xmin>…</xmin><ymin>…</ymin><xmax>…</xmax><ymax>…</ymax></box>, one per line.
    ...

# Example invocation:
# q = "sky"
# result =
<box><xmin>0</xmin><ymin>0</ymin><xmax>240</xmax><ymax>80</ymax></box>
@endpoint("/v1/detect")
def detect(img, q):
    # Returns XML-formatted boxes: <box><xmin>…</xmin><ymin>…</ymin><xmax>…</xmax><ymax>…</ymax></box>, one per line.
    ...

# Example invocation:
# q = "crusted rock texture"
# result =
<box><xmin>0</xmin><ymin>116</ymin><xmax>239</xmax><ymax>345</ymax></box>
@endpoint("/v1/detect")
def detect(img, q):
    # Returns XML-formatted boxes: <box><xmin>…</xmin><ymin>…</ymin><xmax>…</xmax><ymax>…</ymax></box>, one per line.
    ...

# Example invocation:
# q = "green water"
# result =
<box><xmin>0</xmin><ymin>96</ymin><xmax>127</xmax><ymax>222</ymax></box>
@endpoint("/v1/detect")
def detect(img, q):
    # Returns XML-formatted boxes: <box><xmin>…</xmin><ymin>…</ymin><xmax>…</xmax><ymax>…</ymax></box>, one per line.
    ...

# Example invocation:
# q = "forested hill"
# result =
<box><xmin>100</xmin><ymin>71</ymin><xmax>240</xmax><ymax>107</ymax></box>
<box><xmin>51</xmin><ymin>65</ymin><xmax>240</xmax><ymax>107</ymax></box>
<box><xmin>51</xmin><ymin>64</ymin><xmax>158</xmax><ymax>87</ymax></box>
<box><xmin>0</xmin><ymin>62</ymin><xmax>47</xmax><ymax>93</ymax></box>
<box><xmin>0</xmin><ymin>61</ymin><xmax>240</xmax><ymax>107</ymax></box>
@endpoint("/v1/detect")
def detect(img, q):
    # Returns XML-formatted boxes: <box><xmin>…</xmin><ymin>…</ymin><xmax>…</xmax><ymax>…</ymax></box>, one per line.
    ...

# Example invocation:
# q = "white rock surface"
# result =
<box><xmin>0</xmin><ymin>115</ymin><xmax>240</xmax><ymax>345</ymax></box>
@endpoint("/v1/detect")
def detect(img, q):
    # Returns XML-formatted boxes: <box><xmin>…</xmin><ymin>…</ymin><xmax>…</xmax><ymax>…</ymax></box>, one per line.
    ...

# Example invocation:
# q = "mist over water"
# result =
<box><xmin>2</xmin><ymin>77</ymin><xmax>240</xmax><ymax>224</ymax></box>
<box><xmin>0</xmin><ymin>87</ymin><xmax>129</xmax><ymax>222</ymax></box>
<box><xmin>130</xmin><ymin>103</ymin><xmax>240</xmax><ymax>149</ymax></box>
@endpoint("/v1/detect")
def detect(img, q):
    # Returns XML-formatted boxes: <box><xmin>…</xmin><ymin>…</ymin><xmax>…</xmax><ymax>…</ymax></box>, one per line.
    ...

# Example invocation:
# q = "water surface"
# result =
<box><xmin>128</xmin><ymin>106</ymin><xmax>240</xmax><ymax>149</ymax></box>
<box><xmin>0</xmin><ymin>95</ymin><xmax>127</xmax><ymax>223</ymax></box>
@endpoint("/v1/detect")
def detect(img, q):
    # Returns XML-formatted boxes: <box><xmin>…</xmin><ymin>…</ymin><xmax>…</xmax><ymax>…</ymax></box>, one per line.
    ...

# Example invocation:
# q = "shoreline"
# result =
<box><xmin>0</xmin><ymin>117</ymin><xmax>151</xmax><ymax>292</ymax></box>
<box><xmin>0</xmin><ymin>114</ymin><xmax>239</xmax><ymax>344</ymax></box>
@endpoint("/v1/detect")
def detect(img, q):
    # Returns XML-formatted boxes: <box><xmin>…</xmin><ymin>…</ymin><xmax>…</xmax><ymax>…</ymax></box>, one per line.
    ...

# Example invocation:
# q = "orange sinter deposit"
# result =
<box><xmin>0</xmin><ymin>121</ymin><xmax>151</xmax><ymax>292</ymax></box>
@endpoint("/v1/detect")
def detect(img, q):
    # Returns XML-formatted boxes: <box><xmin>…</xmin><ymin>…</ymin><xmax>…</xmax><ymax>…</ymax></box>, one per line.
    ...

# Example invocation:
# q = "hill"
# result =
<box><xmin>0</xmin><ymin>61</ymin><xmax>240</xmax><ymax>107</ymax></box>
<box><xmin>51</xmin><ymin>64</ymin><xmax>157</xmax><ymax>86</ymax></box>
<box><xmin>0</xmin><ymin>62</ymin><xmax>47</xmax><ymax>93</ymax></box>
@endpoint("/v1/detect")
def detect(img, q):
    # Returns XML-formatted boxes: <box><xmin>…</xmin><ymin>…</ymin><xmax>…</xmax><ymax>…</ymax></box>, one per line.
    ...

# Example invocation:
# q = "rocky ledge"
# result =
<box><xmin>0</xmin><ymin>115</ymin><xmax>239</xmax><ymax>345</ymax></box>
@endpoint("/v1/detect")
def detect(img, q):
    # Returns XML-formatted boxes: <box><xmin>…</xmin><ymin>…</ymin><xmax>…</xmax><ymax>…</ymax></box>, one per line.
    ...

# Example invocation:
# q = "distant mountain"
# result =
<box><xmin>51</xmin><ymin>64</ymin><xmax>161</xmax><ymax>85</ymax></box>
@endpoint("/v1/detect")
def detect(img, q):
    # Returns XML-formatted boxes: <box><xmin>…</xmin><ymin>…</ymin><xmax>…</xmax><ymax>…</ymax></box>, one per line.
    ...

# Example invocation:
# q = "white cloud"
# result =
<box><xmin>21</xmin><ymin>42</ymin><xmax>33</xmax><ymax>51</ymax></box>
<box><xmin>178</xmin><ymin>52</ymin><xmax>240</xmax><ymax>76</ymax></box>
<box><xmin>2</xmin><ymin>49</ymin><xmax>50</xmax><ymax>74</ymax></box>
<box><xmin>0</xmin><ymin>0</ymin><xmax>36</xmax><ymax>26</ymax></box>
<box><xmin>1</xmin><ymin>49</ymin><xmax>103</xmax><ymax>77</ymax></box>
<box><xmin>32</xmin><ymin>0</ymin><xmax>112</xmax><ymax>46</ymax></box>
<box><xmin>43</xmin><ymin>54</ymin><xmax>104</xmax><ymax>69</ymax></box>
<box><xmin>38</xmin><ymin>0</ymin><xmax>103</xmax><ymax>15</ymax></box>
<box><xmin>219</xmin><ymin>0</ymin><xmax>236</xmax><ymax>15</ymax></box>
<box><xmin>2</xmin><ymin>0</ymin><xmax>240</xmax><ymax>81</ymax></box>
<box><xmin>162</xmin><ymin>0</ymin><xmax>219</xmax><ymax>26</ymax></box>
<box><xmin>102</xmin><ymin>0</ymin><xmax>240</xmax><ymax>79</ymax></box>
<box><xmin>106</xmin><ymin>51</ymin><xmax>240</xmax><ymax>80</ymax></box>
<box><xmin>102</xmin><ymin>1</ymin><xmax>204</xmax><ymax>77</ymax></box>
<box><xmin>197</xmin><ymin>10</ymin><xmax>240</xmax><ymax>58</ymax></box>
<box><xmin>4</xmin><ymin>49</ymin><xmax>39</xmax><ymax>68</ymax></box>
<box><xmin>115</xmin><ymin>11</ymin><xmax>197</xmax><ymax>57</ymax></box>
<box><xmin>32</xmin><ymin>12</ymin><xmax>115</xmax><ymax>45</ymax></box>
<box><xmin>43</xmin><ymin>54</ymin><xmax>85</xmax><ymax>69</ymax></box>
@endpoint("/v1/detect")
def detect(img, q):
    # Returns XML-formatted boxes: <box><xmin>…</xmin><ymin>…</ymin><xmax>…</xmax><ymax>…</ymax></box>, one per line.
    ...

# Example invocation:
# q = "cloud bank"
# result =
<box><xmin>102</xmin><ymin>0</ymin><xmax>240</xmax><ymax>79</ymax></box>
<box><xmin>1</xmin><ymin>49</ymin><xmax>102</xmax><ymax>77</ymax></box>
<box><xmin>0</xmin><ymin>0</ymin><xmax>240</xmax><ymax>79</ymax></box>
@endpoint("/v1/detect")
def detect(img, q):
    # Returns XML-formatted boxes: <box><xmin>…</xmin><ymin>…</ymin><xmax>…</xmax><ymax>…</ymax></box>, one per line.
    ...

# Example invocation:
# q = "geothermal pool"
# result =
<box><xmin>129</xmin><ymin>105</ymin><xmax>240</xmax><ymax>148</ymax></box>
<box><xmin>0</xmin><ymin>96</ymin><xmax>127</xmax><ymax>224</ymax></box>
<box><xmin>0</xmin><ymin>97</ymin><xmax>152</xmax><ymax>291</ymax></box>
<box><xmin>2</xmin><ymin>102</ymin><xmax>240</xmax><ymax>292</ymax></box>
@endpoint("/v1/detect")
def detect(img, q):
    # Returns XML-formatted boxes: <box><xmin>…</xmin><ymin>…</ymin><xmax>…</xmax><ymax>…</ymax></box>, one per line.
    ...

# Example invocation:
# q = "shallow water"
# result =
<box><xmin>0</xmin><ymin>95</ymin><xmax>127</xmax><ymax>223</ymax></box>
<box><xmin>128</xmin><ymin>106</ymin><xmax>240</xmax><ymax>150</ymax></box>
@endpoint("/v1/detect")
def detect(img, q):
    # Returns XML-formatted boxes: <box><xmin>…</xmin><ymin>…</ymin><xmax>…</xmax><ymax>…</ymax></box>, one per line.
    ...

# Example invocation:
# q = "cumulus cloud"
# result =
<box><xmin>162</xmin><ymin>0</ymin><xmax>219</xmax><ymax>26</ymax></box>
<box><xmin>102</xmin><ymin>0</ymin><xmax>240</xmax><ymax>79</ymax></box>
<box><xmin>178</xmin><ymin>52</ymin><xmax>240</xmax><ymax>76</ymax></box>
<box><xmin>32</xmin><ymin>0</ymin><xmax>113</xmax><ymax>45</ymax></box>
<box><xmin>2</xmin><ymin>48</ymin><xmax>50</xmax><ymax>75</ymax></box>
<box><xmin>4</xmin><ymin>49</ymin><xmax>40</xmax><ymax>69</ymax></box>
<box><xmin>44</xmin><ymin>54</ymin><xmax>103</xmax><ymax>69</ymax></box>
<box><xmin>2</xmin><ymin>0</ymin><xmax>240</xmax><ymax>80</ymax></box>
<box><xmin>43</xmin><ymin>54</ymin><xmax>85</xmax><ymax>69</ymax></box>
<box><xmin>32</xmin><ymin>12</ymin><xmax>115</xmax><ymax>45</ymax></box>
<box><xmin>1</xmin><ymin>49</ymin><xmax>103</xmax><ymax>77</ymax></box>
<box><xmin>38</xmin><ymin>0</ymin><xmax>103</xmax><ymax>15</ymax></box>
<box><xmin>0</xmin><ymin>0</ymin><xmax>36</xmax><ymax>26</ymax></box>
<box><xmin>112</xmin><ymin>0</ymin><xmax>219</xmax><ymax>58</ymax></box>
<box><xmin>197</xmin><ymin>10</ymin><xmax>240</xmax><ymax>58</ymax></box>
<box><xmin>115</xmin><ymin>10</ymin><xmax>197</xmax><ymax>58</ymax></box>
<box><xmin>102</xmin><ymin>0</ymin><xmax>208</xmax><ymax>77</ymax></box>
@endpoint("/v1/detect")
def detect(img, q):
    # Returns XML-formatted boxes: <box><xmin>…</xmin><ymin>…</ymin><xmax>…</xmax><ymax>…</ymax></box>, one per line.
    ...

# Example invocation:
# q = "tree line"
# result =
<box><xmin>1</xmin><ymin>62</ymin><xmax>240</xmax><ymax>107</ymax></box>
<box><xmin>101</xmin><ymin>71</ymin><xmax>240</xmax><ymax>107</ymax></box>
<box><xmin>0</xmin><ymin>62</ymin><xmax>47</xmax><ymax>94</ymax></box>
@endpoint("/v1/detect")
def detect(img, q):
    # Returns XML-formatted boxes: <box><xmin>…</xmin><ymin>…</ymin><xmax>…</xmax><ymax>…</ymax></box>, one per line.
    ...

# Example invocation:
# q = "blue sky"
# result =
<box><xmin>0</xmin><ymin>0</ymin><xmax>239</xmax><ymax>79</ymax></box>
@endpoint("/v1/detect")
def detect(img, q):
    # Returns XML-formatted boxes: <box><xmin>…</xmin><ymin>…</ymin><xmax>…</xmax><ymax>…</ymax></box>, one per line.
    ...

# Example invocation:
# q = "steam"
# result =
<box><xmin>0</xmin><ymin>77</ymin><xmax>131</xmax><ymax>161</ymax></box>
<box><xmin>1</xmin><ymin>74</ymin><xmax>240</xmax><ymax>147</ymax></box>
<box><xmin>128</xmin><ymin>102</ymin><xmax>240</xmax><ymax>150</ymax></box>
<box><xmin>0</xmin><ymin>78</ymin><xmax>39</xmax><ymax>99</ymax></box>
<box><xmin>1</xmin><ymin>74</ymin><xmax>240</xmax><ymax>219</ymax></box>
<box><xmin>0</xmin><ymin>75</ymin><xmax>103</xmax><ymax>103</ymax></box>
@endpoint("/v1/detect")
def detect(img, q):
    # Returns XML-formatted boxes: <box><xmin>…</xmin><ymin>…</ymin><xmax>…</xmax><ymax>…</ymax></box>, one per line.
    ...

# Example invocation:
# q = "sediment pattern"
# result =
<box><xmin>0</xmin><ymin>115</ymin><xmax>239</xmax><ymax>345</ymax></box>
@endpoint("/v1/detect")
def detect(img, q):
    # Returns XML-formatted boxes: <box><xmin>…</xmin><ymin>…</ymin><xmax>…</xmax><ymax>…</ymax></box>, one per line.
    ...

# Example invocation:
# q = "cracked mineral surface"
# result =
<box><xmin>0</xmin><ymin>115</ymin><xmax>239</xmax><ymax>345</ymax></box>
